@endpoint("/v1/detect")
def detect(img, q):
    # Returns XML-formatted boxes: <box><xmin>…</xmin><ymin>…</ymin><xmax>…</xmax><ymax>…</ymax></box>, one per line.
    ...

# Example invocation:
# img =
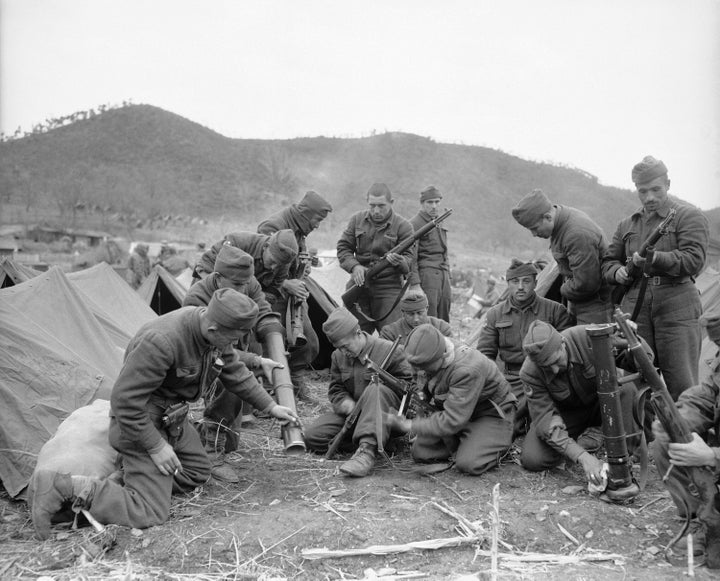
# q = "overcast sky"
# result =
<box><xmin>2</xmin><ymin>0</ymin><xmax>718</xmax><ymax>209</ymax></box>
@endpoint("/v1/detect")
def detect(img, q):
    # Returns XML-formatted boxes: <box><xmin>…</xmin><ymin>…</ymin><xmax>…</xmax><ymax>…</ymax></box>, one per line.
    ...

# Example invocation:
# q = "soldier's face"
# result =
<box><xmin>527</xmin><ymin>215</ymin><xmax>553</xmax><ymax>239</ymax></box>
<box><xmin>367</xmin><ymin>195</ymin><xmax>393</xmax><ymax>222</ymax></box>
<box><xmin>308</xmin><ymin>214</ymin><xmax>325</xmax><ymax>229</ymax></box>
<box><xmin>508</xmin><ymin>276</ymin><xmax>536</xmax><ymax>301</ymax></box>
<box><xmin>402</xmin><ymin>309</ymin><xmax>429</xmax><ymax>328</ymax></box>
<box><xmin>206</xmin><ymin>325</ymin><xmax>244</xmax><ymax>349</ymax></box>
<box><xmin>414</xmin><ymin>358</ymin><xmax>443</xmax><ymax>377</ymax></box>
<box><xmin>421</xmin><ymin>198</ymin><xmax>441</xmax><ymax>217</ymax></box>
<box><xmin>636</xmin><ymin>176</ymin><xmax>670</xmax><ymax>214</ymax></box>
<box><xmin>334</xmin><ymin>331</ymin><xmax>366</xmax><ymax>358</ymax></box>
<box><xmin>543</xmin><ymin>345</ymin><xmax>568</xmax><ymax>375</ymax></box>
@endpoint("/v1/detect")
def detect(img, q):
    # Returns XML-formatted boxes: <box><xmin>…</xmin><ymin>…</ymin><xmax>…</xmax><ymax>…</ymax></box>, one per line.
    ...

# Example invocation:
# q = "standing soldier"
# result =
<box><xmin>387</xmin><ymin>324</ymin><xmax>516</xmax><ymax>475</ymax></box>
<box><xmin>303</xmin><ymin>307</ymin><xmax>413</xmax><ymax>477</ymax></box>
<box><xmin>512</xmin><ymin>189</ymin><xmax>611</xmax><ymax>324</ymax></box>
<box><xmin>337</xmin><ymin>183</ymin><xmax>415</xmax><ymax>334</ymax></box>
<box><xmin>380</xmin><ymin>290</ymin><xmax>452</xmax><ymax>345</ymax></box>
<box><xmin>126</xmin><ymin>243</ymin><xmax>151</xmax><ymax>289</ymax></box>
<box><xmin>602</xmin><ymin>156</ymin><xmax>709</xmax><ymax>401</ymax></box>
<box><xmin>477</xmin><ymin>259</ymin><xmax>574</xmax><ymax>437</ymax></box>
<box><xmin>408</xmin><ymin>186</ymin><xmax>451</xmax><ymax>321</ymax></box>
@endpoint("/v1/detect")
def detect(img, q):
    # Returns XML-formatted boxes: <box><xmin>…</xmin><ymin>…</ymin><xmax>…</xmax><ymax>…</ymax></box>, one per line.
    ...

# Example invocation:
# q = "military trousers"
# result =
<box><xmin>568</xmin><ymin>294</ymin><xmax>611</xmax><ymax>325</ymax></box>
<box><xmin>412</xmin><ymin>398</ymin><xmax>516</xmax><ymax>475</ymax></box>
<box><xmin>349</xmin><ymin>279</ymin><xmax>404</xmax><ymax>334</ymax></box>
<box><xmin>86</xmin><ymin>408</ymin><xmax>211</xmax><ymax>529</ymax></box>
<box><xmin>418</xmin><ymin>267</ymin><xmax>451</xmax><ymax>322</ymax></box>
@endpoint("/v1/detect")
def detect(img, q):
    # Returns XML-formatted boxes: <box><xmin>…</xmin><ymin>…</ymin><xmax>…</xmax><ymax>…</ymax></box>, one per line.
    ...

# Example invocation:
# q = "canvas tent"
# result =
<box><xmin>0</xmin><ymin>257</ymin><xmax>41</xmax><ymax>288</ymax></box>
<box><xmin>137</xmin><ymin>264</ymin><xmax>188</xmax><ymax>315</ymax></box>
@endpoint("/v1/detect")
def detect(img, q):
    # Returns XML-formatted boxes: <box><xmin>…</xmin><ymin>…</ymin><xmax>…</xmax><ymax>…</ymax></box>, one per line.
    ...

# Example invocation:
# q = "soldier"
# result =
<box><xmin>303</xmin><ymin>307</ymin><xmax>413</xmax><ymax>477</ymax></box>
<box><xmin>387</xmin><ymin>324</ymin><xmax>516</xmax><ymax>475</ymax></box>
<box><xmin>408</xmin><ymin>186</ymin><xmax>451</xmax><ymax>321</ymax></box>
<box><xmin>602</xmin><ymin>155</ymin><xmax>709</xmax><ymax>401</ymax></box>
<box><xmin>30</xmin><ymin>289</ymin><xmax>298</xmax><ymax>538</ymax></box>
<box><xmin>257</xmin><ymin>190</ymin><xmax>333</xmax><ymax>394</ymax></box>
<box><xmin>126</xmin><ymin>243</ymin><xmax>151</xmax><ymax>289</ymax></box>
<box><xmin>519</xmin><ymin>321</ymin><xmax>647</xmax><ymax>485</ymax></box>
<box><xmin>473</xmin><ymin>275</ymin><xmax>501</xmax><ymax>319</ymax></box>
<box><xmin>183</xmin><ymin>245</ymin><xmax>285</xmax><ymax>482</ymax></box>
<box><xmin>652</xmin><ymin>313</ymin><xmax>720</xmax><ymax>561</ymax></box>
<box><xmin>380</xmin><ymin>290</ymin><xmax>452</xmax><ymax>345</ymax></box>
<box><xmin>337</xmin><ymin>183</ymin><xmax>415</xmax><ymax>334</ymax></box>
<box><xmin>512</xmin><ymin>189</ymin><xmax>611</xmax><ymax>324</ymax></box>
<box><xmin>477</xmin><ymin>259</ymin><xmax>574</xmax><ymax>437</ymax></box>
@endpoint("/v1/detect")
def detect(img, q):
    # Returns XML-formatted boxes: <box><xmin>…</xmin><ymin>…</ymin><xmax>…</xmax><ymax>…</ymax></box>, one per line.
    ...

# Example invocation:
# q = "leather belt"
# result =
<box><xmin>646</xmin><ymin>276</ymin><xmax>691</xmax><ymax>286</ymax></box>
<box><xmin>149</xmin><ymin>394</ymin><xmax>185</xmax><ymax>408</ymax></box>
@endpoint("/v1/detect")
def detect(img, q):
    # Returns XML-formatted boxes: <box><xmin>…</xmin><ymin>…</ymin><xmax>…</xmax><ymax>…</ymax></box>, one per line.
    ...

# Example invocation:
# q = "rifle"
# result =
<box><xmin>614</xmin><ymin>307</ymin><xmax>720</xmax><ymax>567</ymax></box>
<box><xmin>611</xmin><ymin>207</ymin><xmax>676</xmax><ymax>307</ymax></box>
<box><xmin>286</xmin><ymin>251</ymin><xmax>311</xmax><ymax>348</ymax></box>
<box><xmin>341</xmin><ymin>208</ymin><xmax>453</xmax><ymax>310</ymax></box>
<box><xmin>325</xmin><ymin>336</ymin><xmax>401</xmax><ymax>459</ymax></box>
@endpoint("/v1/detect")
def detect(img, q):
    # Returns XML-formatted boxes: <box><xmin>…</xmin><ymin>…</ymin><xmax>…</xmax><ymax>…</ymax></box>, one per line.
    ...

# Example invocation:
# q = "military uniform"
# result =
<box><xmin>126</xmin><ymin>247</ymin><xmax>150</xmax><ymax>289</ymax></box>
<box><xmin>337</xmin><ymin>209</ymin><xmax>414</xmax><ymax>333</ymax></box>
<box><xmin>408</xmin><ymin>210</ymin><xmax>451</xmax><ymax>321</ymax></box>
<box><xmin>602</xmin><ymin>199</ymin><xmax>709</xmax><ymax>400</ymax></box>
<box><xmin>380</xmin><ymin>315</ymin><xmax>452</xmax><ymax>345</ymax></box>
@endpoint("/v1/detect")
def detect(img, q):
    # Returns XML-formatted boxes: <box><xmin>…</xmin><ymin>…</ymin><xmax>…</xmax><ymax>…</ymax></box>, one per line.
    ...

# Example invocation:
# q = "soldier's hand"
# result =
<box><xmin>352</xmin><ymin>265</ymin><xmax>367</xmax><ymax>286</ymax></box>
<box><xmin>630</xmin><ymin>252</ymin><xmax>647</xmax><ymax>268</ymax></box>
<box><xmin>149</xmin><ymin>441</ymin><xmax>182</xmax><ymax>476</ymax></box>
<box><xmin>578</xmin><ymin>452</ymin><xmax>605</xmax><ymax>485</ymax></box>
<box><xmin>385</xmin><ymin>252</ymin><xmax>403</xmax><ymax>266</ymax></box>
<box><xmin>615</xmin><ymin>266</ymin><xmax>631</xmax><ymax>285</ymax></box>
<box><xmin>282</xmin><ymin>279</ymin><xmax>309</xmax><ymax>300</ymax></box>
<box><xmin>259</xmin><ymin>357</ymin><xmax>284</xmax><ymax>383</ymax></box>
<box><xmin>338</xmin><ymin>398</ymin><xmax>355</xmax><ymax>416</ymax></box>
<box><xmin>270</xmin><ymin>404</ymin><xmax>299</xmax><ymax>425</ymax></box>
<box><xmin>668</xmin><ymin>432</ymin><xmax>716</xmax><ymax>468</ymax></box>
<box><xmin>651</xmin><ymin>419</ymin><xmax>669</xmax><ymax>446</ymax></box>
<box><xmin>384</xmin><ymin>412</ymin><xmax>412</xmax><ymax>434</ymax></box>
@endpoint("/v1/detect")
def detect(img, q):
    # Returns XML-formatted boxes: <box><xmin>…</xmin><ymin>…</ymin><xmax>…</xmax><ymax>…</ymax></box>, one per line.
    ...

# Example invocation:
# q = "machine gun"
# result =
<box><xmin>341</xmin><ymin>208</ymin><xmax>453</xmax><ymax>311</ymax></box>
<box><xmin>286</xmin><ymin>251</ymin><xmax>311</xmax><ymax>349</ymax></box>
<box><xmin>611</xmin><ymin>207</ymin><xmax>676</xmax><ymax>307</ymax></box>
<box><xmin>614</xmin><ymin>307</ymin><xmax>720</xmax><ymax>567</ymax></box>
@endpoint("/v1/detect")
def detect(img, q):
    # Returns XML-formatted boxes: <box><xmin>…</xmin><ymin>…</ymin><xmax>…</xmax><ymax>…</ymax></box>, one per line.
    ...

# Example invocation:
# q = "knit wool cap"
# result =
<box><xmin>214</xmin><ymin>245</ymin><xmax>254</xmax><ymax>284</ymax></box>
<box><xmin>701</xmin><ymin>311</ymin><xmax>720</xmax><ymax>344</ymax></box>
<box><xmin>522</xmin><ymin>320</ymin><xmax>563</xmax><ymax>366</ymax></box>
<box><xmin>506</xmin><ymin>258</ymin><xmax>538</xmax><ymax>281</ymax></box>
<box><xmin>322</xmin><ymin>306</ymin><xmax>360</xmax><ymax>344</ymax></box>
<box><xmin>405</xmin><ymin>323</ymin><xmax>447</xmax><ymax>366</ymax></box>
<box><xmin>631</xmin><ymin>156</ymin><xmax>668</xmax><ymax>185</ymax></box>
<box><xmin>298</xmin><ymin>190</ymin><xmax>333</xmax><ymax>218</ymax></box>
<box><xmin>400</xmin><ymin>290</ymin><xmax>429</xmax><ymax>312</ymax></box>
<box><xmin>267</xmin><ymin>229</ymin><xmax>299</xmax><ymax>263</ymax></box>
<box><xmin>511</xmin><ymin>189</ymin><xmax>552</xmax><ymax>228</ymax></box>
<box><xmin>206</xmin><ymin>287</ymin><xmax>259</xmax><ymax>331</ymax></box>
<box><xmin>420</xmin><ymin>185</ymin><xmax>442</xmax><ymax>203</ymax></box>
<box><xmin>367</xmin><ymin>182</ymin><xmax>392</xmax><ymax>200</ymax></box>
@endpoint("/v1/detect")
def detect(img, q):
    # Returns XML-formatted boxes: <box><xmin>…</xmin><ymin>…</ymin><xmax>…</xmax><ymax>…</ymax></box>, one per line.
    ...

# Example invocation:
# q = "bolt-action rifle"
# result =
<box><xmin>287</xmin><ymin>251</ymin><xmax>311</xmax><ymax>348</ymax></box>
<box><xmin>341</xmin><ymin>208</ymin><xmax>453</xmax><ymax>311</ymax></box>
<box><xmin>614</xmin><ymin>307</ymin><xmax>720</xmax><ymax>567</ymax></box>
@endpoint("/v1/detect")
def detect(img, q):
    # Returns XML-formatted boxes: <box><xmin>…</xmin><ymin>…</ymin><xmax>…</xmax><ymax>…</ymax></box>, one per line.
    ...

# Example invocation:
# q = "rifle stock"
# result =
<box><xmin>341</xmin><ymin>208</ymin><xmax>453</xmax><ymax>309</ymax></box>
<box><xmin>613</xmin><ymin>307</ymin><xmax>720</xmax><ymax>567</ymax></box>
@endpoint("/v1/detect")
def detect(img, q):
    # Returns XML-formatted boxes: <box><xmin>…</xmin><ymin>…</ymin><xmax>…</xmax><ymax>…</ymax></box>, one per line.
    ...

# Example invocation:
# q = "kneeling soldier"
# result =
<box><xmin>388</xmin><ymin>324</ymin><xmax>516</xmax><ymax>475</ymax></box>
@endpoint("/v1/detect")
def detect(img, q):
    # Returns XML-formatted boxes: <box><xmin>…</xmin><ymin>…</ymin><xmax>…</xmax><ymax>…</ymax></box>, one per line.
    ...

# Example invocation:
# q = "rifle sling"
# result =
<box><xmin>353</xmin><ymin>277</ymin><xmax>412</xmax><ymax>324</ymax></box>
<box><xmin>630</xmin><ymin>275</ymin><xmax>649</xmax><ymax>321</ymax></box>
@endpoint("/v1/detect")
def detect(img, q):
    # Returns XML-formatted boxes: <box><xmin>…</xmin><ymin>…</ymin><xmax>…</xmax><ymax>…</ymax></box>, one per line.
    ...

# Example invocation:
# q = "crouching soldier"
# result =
<box><xmin>30</xmin><ymin>289</ymin><xmax>298</xmax><ymax>538</ymax></box>
<box><xmin>303</xmin><ymin>306</ymin><xmax>412</xmax><ymax>477</ymax></box>
<box><xmin>387</xmin><ymin>324</ymin><xmax>516</xmax><ymax>475</ymax></box>
<box><xmin>379</xmin><ymin>290</ymin><xmax>453</xmax><ymax>345</ymax></box>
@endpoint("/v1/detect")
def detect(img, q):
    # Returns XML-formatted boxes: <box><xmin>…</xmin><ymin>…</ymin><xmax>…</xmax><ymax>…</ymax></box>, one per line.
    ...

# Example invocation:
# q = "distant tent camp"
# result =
<box><xmin>137</xmin><ymin>264</ymin><xmax>188</xmax><ymax>315</ymax></box>
<box><xmin>305</xmin><ymin>276</ymin><xmax>339</xmax><ymax>368</ymax></box>
<box><xmin>0</xmin><ymin>268</ymin><xmax>125</xmax><ymax>498</ymax></box>
<box><xmin>0</xmin><ymin>257</ymin><xmax>41</xmax><ymax>288</ymax></box>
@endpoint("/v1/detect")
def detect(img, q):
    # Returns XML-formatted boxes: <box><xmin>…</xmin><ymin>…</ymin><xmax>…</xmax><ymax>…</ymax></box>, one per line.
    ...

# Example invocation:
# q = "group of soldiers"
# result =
<box><xmin>30</xmin><ymin>155</ymin><xmax>719</xmax><ymax>565</ymax></box>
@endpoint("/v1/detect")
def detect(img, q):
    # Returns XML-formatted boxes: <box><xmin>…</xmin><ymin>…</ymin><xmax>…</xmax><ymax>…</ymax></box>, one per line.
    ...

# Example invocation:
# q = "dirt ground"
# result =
<box><xmin>0</xmin><ymin>301</ymin><xmax>716</xmax><ymax>580</ymax></box>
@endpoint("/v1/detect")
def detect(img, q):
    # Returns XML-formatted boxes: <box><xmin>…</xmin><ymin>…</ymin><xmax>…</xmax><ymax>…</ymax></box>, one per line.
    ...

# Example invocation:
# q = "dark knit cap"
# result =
<box><xmin>701</xmin><ymin>311</ymin><xmax>720</xmax><ymax>344</ymax></box>
<box><xmin>214</xmin><ymin>245</ymin><xmax>254</xmax><ymax>284</ymax></box>
<box><xmin>405</xmin><ymin>323</ymin><xmax>446</xmax><ymax>366</ymax></box>
<box><xmin>367</xmin><ymin>183</ymin><xmax>392</xmax><ymax>200</ymax></box>
<box><xmin>522</xmin><ymin>320</ymin><xmax>563</xmax><ymax>366</ymax></box>
<box><xmin>511</xmin><ymin>189</ymin><xmax>552</xmax><ymax>228</ymax></box>
<box><xmin>631</xmin><ymin>156</ymin><xmax>668</xmax><ymax>185</ymax></box>
<box><xmin>206</xmin><ymin>288</ymin><xmax>259</xmax><ymax>331</ymax></box>
<box><xmin>267</xmin><ymin>229</ymin><xmax>298</xmax><ymax>263</ymax></box>
<box><xmin>506</xmin><ymin>258</ymin><xmax>538</xmax><ymax>281</ymax></box>
<box><xmin>322</xmin><ymin>307</ymin><xmax>360</xmax><ymax>344</ymax></box>
<box><xmin>400</xmin><ymin>290</ymin><xmax>429</xmax><ymax>312</ymax></box>
<box><xmin>420</xmin><ymin>186</ymin><xmax>442</xmax><ymax>202</ymax></box>
<box><xmin>298</xmin><ymin>190</ymin><xmax>333</xmax><ymax>218</ymax></box>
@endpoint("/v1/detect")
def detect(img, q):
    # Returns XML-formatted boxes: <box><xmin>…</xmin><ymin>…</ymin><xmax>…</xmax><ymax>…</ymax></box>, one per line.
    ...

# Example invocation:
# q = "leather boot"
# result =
<box><xmin>339</xmin><ymin>442</ymin><xmax>377</xmax><ymax>477</ymax></box>
<box><xmin>30</xmin><ymin>472</ymin><xmax>99</xmax><ymax>539</ymax></box>
<box><xmin>291</xmin><ymin>371</ymin><xmax>318</xmax><ymax>404</ymax></box>
<box><xmin>202</xmin><ymin>424</ymin><xmax>239</xmax><ymax>483</ymax></box>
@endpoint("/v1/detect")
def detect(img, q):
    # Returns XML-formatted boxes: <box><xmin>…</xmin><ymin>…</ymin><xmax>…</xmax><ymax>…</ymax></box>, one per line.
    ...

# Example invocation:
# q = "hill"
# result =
<box><xmin>0</xmin><ymin>104</ymin><xmax>713</xmax><ymax>262</ymax></box>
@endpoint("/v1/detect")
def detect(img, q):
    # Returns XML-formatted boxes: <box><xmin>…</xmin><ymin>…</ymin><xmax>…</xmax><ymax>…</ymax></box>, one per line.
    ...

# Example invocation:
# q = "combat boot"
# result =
<box><xmin>31</xmin><ymin>472</ymin><xmax>99</xmax><ymax>540</ymax></box>
<box><xmin>202</xmin><ymin>423</ymin><xmax>239</xmax><ymax>483</ymax></box>
<box><xmin>291</xmin><ymin>371</ymin><xmax>318</xmax><ymax>404</ymax></box>
<box><xmin>339</xmin><ymin>442</ymin><xmax>377</xmax><ymax>477</ymax></box>
<box><xmin>577</xmin><ymin>426</ymin><xmax>604</xmax><ymax>453</ymax></box>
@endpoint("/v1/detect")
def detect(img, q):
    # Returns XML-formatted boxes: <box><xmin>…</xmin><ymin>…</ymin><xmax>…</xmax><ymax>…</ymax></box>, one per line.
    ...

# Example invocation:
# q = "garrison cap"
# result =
<box><xmin>405</xmin><ymin>323</ymin><xmax>447</xmax><ymax>366</ymax></box>
<box><xmin>267</xmin><ymin>229</ymin><xmax>298</xmax><ymax>264</ymax></box>
<box><xmin>322</xmin><ymin>307</ymin><xmax>360</xmax><ymax>344</ymax></box>
<box><xmin>214</xmin><ymin>245</ymin><xmax>254</xmax><ymax>284</ymax></box>
<box><xmin>506</xmin><ymin>258</ymin><xmax>538</xmax><ymax>281</ymax></box>
<box><xmin>206</xmin><ymin>288</ymin><xmax>259</xmax><ymax>331</ymax></box>
<box><xmin>522</xmin><ymin>320</ymin><xmax>563</xmax><ymax>366</ymax></box>
<box><xmin>400</xmin><ymin>290</ymin><xmax>429</xmax><ymax>312</ymax></box>
<box><xmin>631</xmin><ymin>156</ymin><xmax>668</xmax><ymax>185</ymax></box>
<box><xmin>298</xmin><ymin>190</ymin><xmax>333</xmax><ymax>218</ymax></box>
<box><xmin>420</xmin><ymin>185</ymin><xmax>442</xmax><ymax>202</ymax></box>
<box><xmin>701</xmin><ymin>311</ymin><xmax>720</xmax><ymax>344</ymax></box>
<box><xmin>511</xmin><ymin>189</ymin><xmax>552</xmax><ymax>228</ymax></box>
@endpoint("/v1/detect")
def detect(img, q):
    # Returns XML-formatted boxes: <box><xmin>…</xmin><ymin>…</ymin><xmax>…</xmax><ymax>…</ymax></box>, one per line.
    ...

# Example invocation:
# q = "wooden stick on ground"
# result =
<box><xmin>490</xmin><ymin>483</ymin><xmax>500</xmax><ymax>581</ymax></box>
<box><xmin>302</xmin><ymin>536</ymin><xmax>479</xmax><ymax>560</ymax></box>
